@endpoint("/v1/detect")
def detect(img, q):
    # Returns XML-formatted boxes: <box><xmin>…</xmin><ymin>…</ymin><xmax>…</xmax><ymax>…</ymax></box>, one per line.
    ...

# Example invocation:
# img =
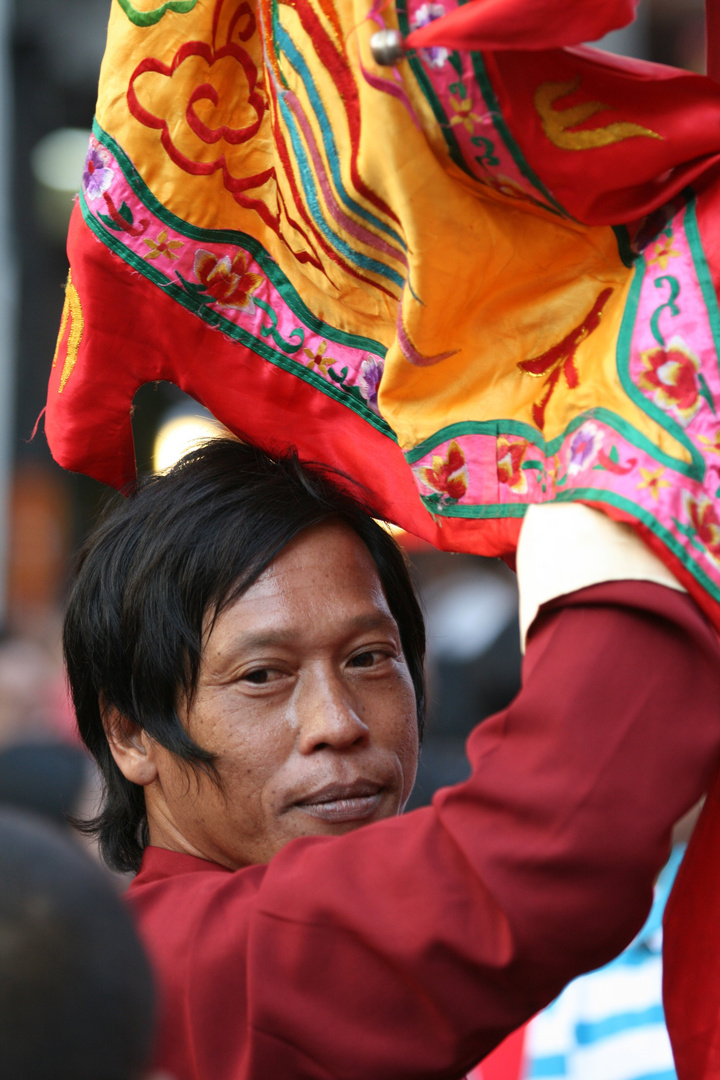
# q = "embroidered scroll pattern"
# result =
<box><xmin>125</xmin><ymin>0</ymin><xmax>407</xmax><ymax>299</ymax></box>
<box><xmin>117</xmin><ymin>0</ymin><xmax>200</xmax><ymax>27</ymax></box>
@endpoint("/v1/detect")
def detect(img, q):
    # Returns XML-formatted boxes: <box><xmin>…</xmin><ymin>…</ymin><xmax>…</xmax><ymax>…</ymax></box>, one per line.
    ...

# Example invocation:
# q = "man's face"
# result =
<box><xmin>143</xmin><ymin>522</ymin><xmax>419</xmax><ymax>869</ymax></box>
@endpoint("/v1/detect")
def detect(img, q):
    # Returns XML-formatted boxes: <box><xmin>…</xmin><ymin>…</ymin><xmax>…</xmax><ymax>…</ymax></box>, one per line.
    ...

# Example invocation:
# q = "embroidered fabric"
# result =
<box><xmin>45</xmin><ymin>0</ymin><xmax>720</xmax><ymax>637</ymax></box>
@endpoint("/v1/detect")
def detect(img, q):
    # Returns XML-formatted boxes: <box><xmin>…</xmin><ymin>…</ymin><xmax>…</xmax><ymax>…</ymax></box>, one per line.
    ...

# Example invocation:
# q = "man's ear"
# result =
<box><xmin>101</xmin><ymin>704</ymin><xmax>159</xmax><ymax>787</ymax></box>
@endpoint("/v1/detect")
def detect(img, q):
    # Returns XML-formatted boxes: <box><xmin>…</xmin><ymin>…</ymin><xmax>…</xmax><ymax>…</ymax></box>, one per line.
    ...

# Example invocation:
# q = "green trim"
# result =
<box><xmin>406</xmin><ymin>419</ymin><xmax>544</xmax><ymax>463</ymax></box>
<box><xmin>116</xmin><ymin>0</ymin><xmax>198</xmax><ymax>26</ymax></box>
<box><xmin>421</xmin><ymin>483</ymin><xmax>720</xmax><ymax>602</ymax></box>
<box><xmin>80</xmin><ymin>191</ymin><xmax>398</xmax><ymax>441</ymax></box>
<box><xmin>420</xmin><ymin>495</ymin><xmax>528</xmax><ymax>519</ymax></box>
<box><xmin>404</xmin><ymin>407</ymin><xmax>701</xmax><ymax>475</ymax></box>
<box><xmin>685</xmin><ymin>194</ymin><xmax>720</xmax><ymax>381</ymax></box>
<box><xmin>615</xmin><ymin>251</ymin><xmax>705</xmax><ymax>481</ymax></box>
<box><xmin>270</xmin><ymin>0</ymin><xmax>289</xmax><ymax>89</ymax></box>
<box><xmin>569</xmin><ymin>408</ymin><xmax>701</xmax><ymax>474</ymax></box>
<box><xmin>464</xmin><ymin>49</ymin><xmax>567</xmax><ymax>218</ymax></box>
<box><xmin>554</xmin><ymin>487</ymin><xmax>720</xmax><ymax>602</ymax></box>
<box><xmin>91</xmin><ymin>120</ymin><xmax>387</xmax><ymax>359</ymax></box>
<box><xmin>395</xmin><ymin>0</ymin><xmax>468</xmax><ymax>176</ymax></box>
<box><xmin>396</xmin><ymin>0</ymin><xmax>566</xmax><ymax>216</ymax></box>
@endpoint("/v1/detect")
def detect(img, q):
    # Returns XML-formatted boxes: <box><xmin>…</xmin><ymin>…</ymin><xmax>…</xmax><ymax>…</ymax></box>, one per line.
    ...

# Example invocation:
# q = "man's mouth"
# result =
<box><xmin>293</xmin><ymin>781</ymin><xmax>385</xmax><ymax>823</ymax></box>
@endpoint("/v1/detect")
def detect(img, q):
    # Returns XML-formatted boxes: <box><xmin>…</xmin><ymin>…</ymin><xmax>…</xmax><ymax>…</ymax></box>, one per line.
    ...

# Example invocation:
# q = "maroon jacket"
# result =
<box><xmin>128</xmin><ymin>583</ymin><xmax>720</xmax><ymax>1080</ymax></box>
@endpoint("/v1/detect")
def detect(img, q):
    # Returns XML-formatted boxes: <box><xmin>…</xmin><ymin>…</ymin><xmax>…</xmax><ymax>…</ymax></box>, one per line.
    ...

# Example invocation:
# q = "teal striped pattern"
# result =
<box><xmin>525</xmin><ymin>848</ymin><xmax>683</xmax><ymax>1080</ymax></box>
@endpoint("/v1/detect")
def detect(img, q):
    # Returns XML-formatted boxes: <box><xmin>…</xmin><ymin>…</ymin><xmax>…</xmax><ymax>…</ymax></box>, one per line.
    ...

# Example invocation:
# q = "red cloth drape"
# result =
<box><xmin>405</xmin><ymin>0</ymin><xmax>638</xmax><ymax>52</ymax></box>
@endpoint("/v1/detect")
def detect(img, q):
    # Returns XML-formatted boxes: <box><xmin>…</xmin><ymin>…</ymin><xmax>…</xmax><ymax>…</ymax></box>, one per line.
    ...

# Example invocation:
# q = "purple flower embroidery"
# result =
<box><xmin>411</xmin><ymin>3</ymin><xmax>449</xmax><ymax>69</ymax></box>
<box><xmin>359</xmin><ymin>358</ymin><xmax>384</xmax><ymax>411</ymax></box>
<box><xmin>567</xmin><ymin>424</ymin><xmax>601</xmax><ymax>477</ymax></box>
<box><xmin>83</xmin><ymin>143</ymin><xmax>114</xmax><ymax>201</ymax></box>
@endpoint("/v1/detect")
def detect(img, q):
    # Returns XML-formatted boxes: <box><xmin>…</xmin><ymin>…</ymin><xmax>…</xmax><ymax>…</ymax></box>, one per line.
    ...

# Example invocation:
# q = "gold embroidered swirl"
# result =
<box><xmin>52</xmin><ymin>272</ymin><xmax>84</xmax><ymax>393</ymax></box>
<box><xmin>535</xmin><ymin>77</ymin><xmax>662</xmax><ymax>151</ymax></box>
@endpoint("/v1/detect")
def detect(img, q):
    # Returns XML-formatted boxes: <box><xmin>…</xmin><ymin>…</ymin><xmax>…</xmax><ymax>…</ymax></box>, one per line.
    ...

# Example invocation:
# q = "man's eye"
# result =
<box><xmin>350</xmin><ymin>650</ymin><xmax>382</xmax><ymax>668</ymax></box>
<box><xmin>242</xmin><ymin>669</ymin><xmax>277</xmax><ymax>685</ymax></box>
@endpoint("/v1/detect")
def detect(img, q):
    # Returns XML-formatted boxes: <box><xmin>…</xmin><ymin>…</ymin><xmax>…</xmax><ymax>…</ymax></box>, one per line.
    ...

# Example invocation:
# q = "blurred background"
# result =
<box><xmin>0</xmin><ymin>0</ymin><xmax>706</xmax><ymax>835</ymax></box>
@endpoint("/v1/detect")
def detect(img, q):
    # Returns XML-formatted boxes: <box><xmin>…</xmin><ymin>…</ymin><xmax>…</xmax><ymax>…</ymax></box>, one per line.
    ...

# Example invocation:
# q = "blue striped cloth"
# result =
<box><xmin>523</xmin><ymin>846</ymin><xmax>684</xmax><ymax>1080</ymax></box>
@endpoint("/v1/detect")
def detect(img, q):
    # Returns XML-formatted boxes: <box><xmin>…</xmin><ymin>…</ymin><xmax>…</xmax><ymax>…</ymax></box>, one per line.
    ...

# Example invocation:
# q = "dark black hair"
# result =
<box><xmin>0</xmin><ymin>808</ymin><xmax>154</xmax><ymax>1080</ymax></box>
<box><xmin>64</xmin><ymin>438</ymin><xmax>426</xmax><ymax>873</ymax></box>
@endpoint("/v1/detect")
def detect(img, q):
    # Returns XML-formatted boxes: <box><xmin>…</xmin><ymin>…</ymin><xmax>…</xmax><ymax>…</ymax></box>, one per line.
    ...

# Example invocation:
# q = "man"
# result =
<box><xmin>0</xmin><ymin>807</ymin><xmax>155</xmax><ymax>1080</ymax></box>
<box><xmin>63</xmin><ymin>437</ymin><xmax>720</xmax><ymax>1080</ymax></box>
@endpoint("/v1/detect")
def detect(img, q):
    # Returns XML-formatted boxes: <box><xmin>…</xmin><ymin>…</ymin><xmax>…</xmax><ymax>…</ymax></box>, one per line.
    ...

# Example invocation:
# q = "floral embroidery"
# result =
<box><xmin>97</xmin><ymin>194</ymin><xmax>149</xmax><ymax>237</ymax></box>
<box><xmin>497</xmin><ymin>437</ymin><xmax>529</xmax><ymax>494</ymax></box>
<box><xmin>411</xmin><ymin>3</ymin><xmax>449</xmax><ymax>69</ymax></box>
<box><xmin>143</xmin><ymin>230</ymin><xmax>184</xmax><ymax>261</ymax></box>
<box><xmin>637</xmin><ymin>467</ymin><xmax>671</xmax><ymax>500</ymax></box>
<box><xmin>83</xmin><ymin>142</ymin><xmax>114</xmax><ymax>201</ymax></box>
<box><xmin>596</xmin><ymin>446</ymin><xmax>636</xmax><ymax>475</ymax></box>
<box><xmin>567</xmin><ymin>423</ymin><xmax>601</xmax><ymax>476</ymax></box>
<box><xmin>449</xmin><ymin>95</ymin><xmax>482</xmax><ymax>134</ymax></box>
<box><xmin>686</xmin><ymin>495</ymin><xmax>720</xmax><ymax>563</ymax></box>
<box><xmin>647</xmin><ymin>233</ymin><xmax>681</xmax><ymax>270</ymax></box>
<box><xmin>303</xmin><ymin>341</ymin><xmax>334</xmax><ymax>376</ymax></box>
<box><xmin>358</xmin><ymin>358</ymin><xmax>384</xmax><ymax>410</ymax></box>
<box><xmin>698</xmin><ymin>431</ymin><xmax>720</xmax><ymax>457</ymax></box>
<box><xmin>193</xmin><ymin>250</ymin><xmax>263</xmax><ymax>310</ymax></box>
<box><xmin>417</xmin><ymin>440</ymin><xmax>468</xmax><ymax>502</ymax></box>
<box><xmin>637</xmin><ymin>335</ymin><xmax>701</xmax><ymax>424</ymax></box>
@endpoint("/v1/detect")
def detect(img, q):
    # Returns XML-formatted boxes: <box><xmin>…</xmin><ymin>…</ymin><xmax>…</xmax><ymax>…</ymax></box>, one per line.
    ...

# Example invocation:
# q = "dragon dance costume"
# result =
<box><xmin>46</xmin><ymin>0</ymin><xmax>720</xmax><ymax>1075</ymax></box>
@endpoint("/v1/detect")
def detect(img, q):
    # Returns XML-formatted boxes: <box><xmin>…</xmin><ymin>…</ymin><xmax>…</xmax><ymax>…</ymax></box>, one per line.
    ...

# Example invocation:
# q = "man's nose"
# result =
<box><xmin>296</xmin><ymin>670</ymin><xmax>370</xmax><ymax>753</ymax></box>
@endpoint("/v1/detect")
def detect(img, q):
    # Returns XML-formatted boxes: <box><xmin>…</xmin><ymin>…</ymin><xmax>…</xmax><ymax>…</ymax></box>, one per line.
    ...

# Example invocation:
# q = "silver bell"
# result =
<box><xmin>369</xmin><ymin>28</ymin><xmax>406</xmax><ymax>66</ymax></box>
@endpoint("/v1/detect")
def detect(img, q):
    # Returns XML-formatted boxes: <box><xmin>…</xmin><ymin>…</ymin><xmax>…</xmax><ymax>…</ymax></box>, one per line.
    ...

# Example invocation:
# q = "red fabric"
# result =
<box><xmin>480</xmin><ymin>48</ymin><xmax>720</xmax><ymax>225</ymax></box>
<box><xmin>664</xmin><ymin>771</ymin><xmax>720</xmax><ymax>1080</ymax></box>
<box><xmin>406</xmin><ymin>0</ymin><xmax>637</xmax><ymax>53</ymax></box>
<box><xmin>468</xmin><ymin>1025</ymin><xmax>527</xmax><ymax>1079</ymax></box>
<box><xmin>127</xmin><ymin>582</ymin><xmax>720</xmax><ymax>1080</ymax></box>
<box><xmin>45</xmin><ymin>207</ymin><xmax>524</xmax><ymax>559</ymax></box>
<box><xmin>708</xmin><ymin>0</ymin><xmax>720</xmax><ymax>83</ymax></box>
<box><xmin>46</xmin><ymin>208</ymin><xmax>423</xmax><ymax>516</ymax></box>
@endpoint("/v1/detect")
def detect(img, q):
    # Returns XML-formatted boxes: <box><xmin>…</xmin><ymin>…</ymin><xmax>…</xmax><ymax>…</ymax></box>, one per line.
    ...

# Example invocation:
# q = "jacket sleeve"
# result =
<box><xmin>235</xmin><ymin>581</ymin><xmax>720</xmax><ymax>1079</ymax></box>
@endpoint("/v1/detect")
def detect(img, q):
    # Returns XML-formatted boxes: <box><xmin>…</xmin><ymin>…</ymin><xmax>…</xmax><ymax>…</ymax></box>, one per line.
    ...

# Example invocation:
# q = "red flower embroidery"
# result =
<box><xmin>497</xmin><ymin>437</ymin><xmax>528</xmax><ymax>494</ymax></box>
<box><xmin>687</xmin><ymin>496</ymin><xmax>720</xmax><ymax>562</ymax></box>
<box><xmin>596</xmin><ymin>448</ymin><xmax>636</xmax><ymax>475</ymax></box>
<box><xmin>193</xmin><ymin>249</ymin><xmax>263</xmax><ymax>309</ymax></box>
<box><xmin>418</xmin><ymin>440</ymin><xmax>468</xmax><ymax>501</ymax></box>
<box><xmin>637</xmin><ymin>337</ymin><xmax>700</xmax><ymax>422</ymax></box>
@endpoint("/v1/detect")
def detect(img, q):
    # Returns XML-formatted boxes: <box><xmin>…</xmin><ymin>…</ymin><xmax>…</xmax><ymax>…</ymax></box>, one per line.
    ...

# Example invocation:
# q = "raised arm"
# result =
<box><xmin>132</xmin><ymin>556</ymin><xmax>714</xmax><ymax>1080</ymax></box>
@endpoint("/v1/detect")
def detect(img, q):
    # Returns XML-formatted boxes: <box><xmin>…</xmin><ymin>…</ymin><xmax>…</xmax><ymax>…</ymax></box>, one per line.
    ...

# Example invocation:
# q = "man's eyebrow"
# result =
<box><xmin>222</xmin><ymin>612</ymin><xmax>399</xmax><ymax>653</ymax></box>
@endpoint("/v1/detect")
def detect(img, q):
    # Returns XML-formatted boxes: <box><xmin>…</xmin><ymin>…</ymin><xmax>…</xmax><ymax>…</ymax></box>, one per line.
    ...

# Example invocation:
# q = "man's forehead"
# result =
<box><xmin>206</xmin><ymin>523</ymin><xmax>396</xmax><ymax>649</ymax></box>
